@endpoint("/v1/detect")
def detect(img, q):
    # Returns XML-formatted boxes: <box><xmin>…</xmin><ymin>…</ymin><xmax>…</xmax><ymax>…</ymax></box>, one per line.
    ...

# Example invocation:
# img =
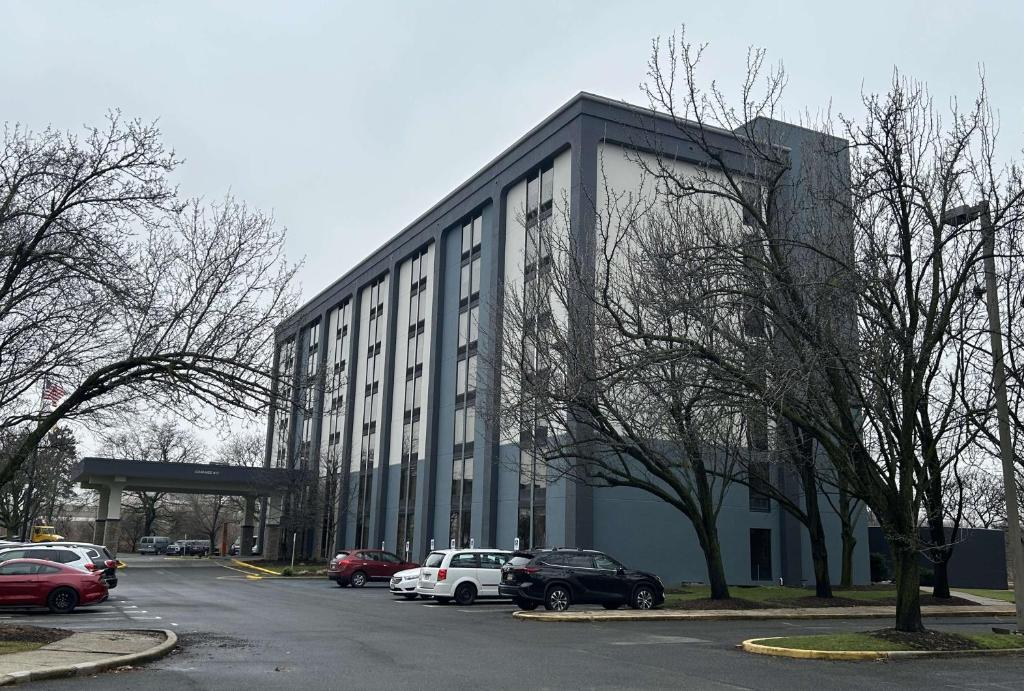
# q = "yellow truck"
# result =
<box><xmin>30</xmin><ymin>525</ymin><xmax>64</xmax><ymax>543</ymax></box>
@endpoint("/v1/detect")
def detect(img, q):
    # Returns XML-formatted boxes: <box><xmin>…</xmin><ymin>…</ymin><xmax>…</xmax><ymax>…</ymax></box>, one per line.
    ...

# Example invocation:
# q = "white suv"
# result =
<box><xmin>416</xmin><ymin>549</ymin><xmax>511</xmax><ymax>605</ymax></box>
<box><xmin>0</xmin><ymin>544</ymin><xmax>100</xmax><ymax>574</ymax></box>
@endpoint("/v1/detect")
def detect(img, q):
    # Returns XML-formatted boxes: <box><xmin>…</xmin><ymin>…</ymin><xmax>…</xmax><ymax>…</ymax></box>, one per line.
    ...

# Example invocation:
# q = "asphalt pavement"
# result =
<box><xmin>13</xmin><ymin>556</ymin><xmax>1024</xmax><ymax>690</ymax></box>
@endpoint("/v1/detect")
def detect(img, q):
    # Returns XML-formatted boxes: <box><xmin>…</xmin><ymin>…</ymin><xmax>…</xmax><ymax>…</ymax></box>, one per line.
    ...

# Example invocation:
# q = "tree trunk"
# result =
<box><xmin>797</xmin><ymin>443</ymin><xmax>833</xmax><ymax>598</ymax></box>
<box><xmin>927</xmin><ymin>516</ymin><xmax>952</xmax><ymax>599</ymax></box>
<box><xmin>695</xmin><ymin>521</ymin><xmax>731</xmax><ymax>599</ymax></box>
<box><xmin>893</xmin><ymin>548</ymin><xmax>925</xmax><ymax>632</ymax></box>
<box><xmin>840</xmin><ymin>526</ymin><xmax>856</xmax><ymax>589</ymax></box>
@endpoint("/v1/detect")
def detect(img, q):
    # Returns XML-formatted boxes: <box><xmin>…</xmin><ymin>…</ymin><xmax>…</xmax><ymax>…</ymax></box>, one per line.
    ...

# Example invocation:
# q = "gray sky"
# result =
<box><xmin>5</xmin><ymin>1</ymin><xmax>1023</xmax><ymax>451</ymax></box>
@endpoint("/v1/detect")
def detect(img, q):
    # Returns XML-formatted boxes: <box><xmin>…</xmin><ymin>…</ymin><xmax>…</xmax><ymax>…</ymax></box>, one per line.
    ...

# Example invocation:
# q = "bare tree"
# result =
<box><xmin>626</xmin><ymin>31</ymin><xmax>1024</xmax><ymax>632</ymax></box>
<box><xmin>0</xmin><ymin>426</ymin><xmax>77</xmax><ymax>536</ymax></box>
<box><xmin>0</xmin><ymin>113</ymin><xmax>299</xmax><ymax>487</ymax></box>
<box><xmin>100</xmin><ymin>418</ymin><xmax>206</xmax><ymax>538</ymax></box>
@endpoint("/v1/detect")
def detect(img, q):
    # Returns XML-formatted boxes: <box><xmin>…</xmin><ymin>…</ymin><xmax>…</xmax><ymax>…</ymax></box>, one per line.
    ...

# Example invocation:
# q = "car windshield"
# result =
<box><xmin>334</xmin><ymin>551</ymin><xmax>349</xmax><ymax>559</ymax></box>
<box><xmin>423</xmin><ymin>552</ymin><xmax>445</xmax><ymax>568</ymax></box>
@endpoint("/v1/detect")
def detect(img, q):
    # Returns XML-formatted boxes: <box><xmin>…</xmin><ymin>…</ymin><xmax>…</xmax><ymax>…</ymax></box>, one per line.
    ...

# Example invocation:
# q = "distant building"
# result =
<box><xmin>264</xmin><ymin>93</ymin><xmax>869</xmax><ymax>586</ymax></box>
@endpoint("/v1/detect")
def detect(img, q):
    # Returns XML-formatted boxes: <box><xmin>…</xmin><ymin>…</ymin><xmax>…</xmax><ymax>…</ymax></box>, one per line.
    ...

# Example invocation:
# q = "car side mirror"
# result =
<box><xmin>616</xmin><ymin>568</ymin><xmax>625</xmax><ymax>576</ymax></box>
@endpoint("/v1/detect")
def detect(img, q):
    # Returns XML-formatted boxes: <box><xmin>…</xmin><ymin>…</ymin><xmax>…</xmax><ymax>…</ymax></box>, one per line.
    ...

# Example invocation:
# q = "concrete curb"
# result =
<box><xmin>741</xmin><ymin>636</ymin><xmax>1024</xmax><ymax>661</ymax></box>
<box><xmin>230</xmin><ymin>559</ymin><xmax>281</xmax><ymax>576</ymax></box>
<box><xmin>512</xmin><ymin>606</ymin><xmax>1015</xmax><ymax>623</ymax></box>
<box><xmin>0</xmin><ymin>629</ymin><xmax>177</xmax><ymax>686</ymax></box>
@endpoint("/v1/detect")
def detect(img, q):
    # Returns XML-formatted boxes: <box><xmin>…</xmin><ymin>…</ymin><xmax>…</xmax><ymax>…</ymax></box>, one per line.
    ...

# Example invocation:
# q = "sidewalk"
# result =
<box><xmin>512</xmin><ymin>603</ymin><xmax>1016</xmax><ymax>622</ymax></box>
<box><xmin>0</xmin><ymin>629</ymin><xmax>175</xmax><ymax>685</ymax></box>
<box><xmin>948</xmin><ymin>589</ymin><xmax>1013</xmax><ymax>606</ymax></box>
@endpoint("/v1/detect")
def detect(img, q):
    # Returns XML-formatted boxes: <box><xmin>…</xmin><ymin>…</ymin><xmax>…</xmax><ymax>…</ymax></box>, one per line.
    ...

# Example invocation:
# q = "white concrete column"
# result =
<box><xmin>100</xmin><ymin>484</ymin><xmax>123</xmax><ymax>556</ymax></box>
<box><xmin>265</xmin><ymin>494</ymin><xmax>283</xmax><ymax>561</ymax></box>
<box><xmin>241</xmin><ymin>496</ymin><xmax>257</xmax><ymax>556</ymax></box>
<box><xmin>93</xmin><ymin>487</ymin><xmax>110</xmax><ymax>545</ymax></box>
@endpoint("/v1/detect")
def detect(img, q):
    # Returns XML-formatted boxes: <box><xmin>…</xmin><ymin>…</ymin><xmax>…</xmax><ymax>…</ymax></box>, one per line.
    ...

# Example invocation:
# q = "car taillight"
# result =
<box><xmin>437</xmin><ymin>568</ymin><xmax>447</xmax><ymax>582</ymax></box>
<box><xmin>104</xmin><ymin>560</ymin><xmax>116</xmax><ymax>569</ymax></box>
<box><xmin>522</xmin><ymin>566</ymin><xmax>541</xmax><ymax>574</ymax></box>
<box><xmin>84</xmin><ymin>563</ymin><xmax>98</xmax><ymax>571</ymax></box>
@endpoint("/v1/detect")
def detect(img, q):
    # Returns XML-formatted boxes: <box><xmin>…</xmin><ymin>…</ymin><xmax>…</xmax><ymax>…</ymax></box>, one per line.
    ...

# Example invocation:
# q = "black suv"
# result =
<box><xmin>498</xmin><ymin>549</ymin><xmax>664</xmax><ymax>611</ymax></box>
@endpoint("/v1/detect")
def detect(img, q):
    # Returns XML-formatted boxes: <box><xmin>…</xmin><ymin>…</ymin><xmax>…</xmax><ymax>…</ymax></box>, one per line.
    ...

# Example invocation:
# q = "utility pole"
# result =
<box><xmin>945</xmin><ymin>202</ymin><xmax>1024</xmax><ymax>632</ymax></box>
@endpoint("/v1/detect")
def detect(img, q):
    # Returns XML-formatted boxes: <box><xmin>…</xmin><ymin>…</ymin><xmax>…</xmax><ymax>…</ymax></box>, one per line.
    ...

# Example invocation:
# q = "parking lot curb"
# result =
<box><xmin>0</xmin><ymin>629</ymin><xmax>177</xmax><ymax>686</ymax></box>
<box><xmin>511</xmin><ymin>605</ymin><xmax>1015</xmax><ymax>623</ymax></box>
<box><xmin>741</xmin><ymin>637</ymin><xmax>1024</xmax><ymax>661</ymax></box>
<box><xmin>230</xmin><ymin>559</ymin><xmax>281</xmax><ymax>575</ymax></box>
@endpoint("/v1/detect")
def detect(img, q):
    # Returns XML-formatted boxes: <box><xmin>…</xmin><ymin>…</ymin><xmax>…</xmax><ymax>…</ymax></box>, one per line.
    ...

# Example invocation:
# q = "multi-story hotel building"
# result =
<box><xmin>263</xmin><ymin>93</ymin><xmax>869</xmax><ymax>586</ymax></box>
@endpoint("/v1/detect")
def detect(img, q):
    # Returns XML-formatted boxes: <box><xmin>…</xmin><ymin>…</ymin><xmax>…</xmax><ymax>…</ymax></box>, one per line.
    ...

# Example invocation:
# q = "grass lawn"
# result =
<box><xmin>664</xmin><ymin>584</ymin><xmax>902</xmax><ymax>609</ymax></box>
<box><xmin>956</xmin><ymin>588</ymin><xmax>1015</xmax><ymax>603</ymax></box>
<box><xmin>757</xmin><ymin>631</ymin><xmax>1024</xmax><ymax>652</ymax></box>
<box><xmin>0</xmin><ymin>641</ymin><xmax>45</xmax><ymax>655</ymax></box>
<box><xmin>664</xmin><ymin>584</ymin><xmax>984</xmax><ymax>609</ymax></box>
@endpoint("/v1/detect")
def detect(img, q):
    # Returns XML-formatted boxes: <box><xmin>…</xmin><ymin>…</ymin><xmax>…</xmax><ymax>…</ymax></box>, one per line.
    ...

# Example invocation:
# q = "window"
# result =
<box><xmin>449</xmin><ymin>552</ymin><xmax>479</xmax><ymax>568</ymax></box>
<box><xmin>518</xmin><ymin>163</ymin><xmax>554</xmax><ymax>550</ymax></box>
<box><xmin>451</xmin><ymin>212</ymin><xmax>483</xmax><ymax>549</ymax></box>
<box><xmin>355</xmin><ymin>277</ymin><xmax>387</xmax><ymax>549</ymax></box>
<box><xmin>0</xmin><ymin>562</ymin><xmax>36</xmax><ymax>575</ymax></box>
<box><xmin>479</xmin><ymin>553</ymin><xmax>509</xmax><ymax>569</ymax></box>
<box><xmin>424</xmin><ymin>552</ymin><xmax>445</xmax><ymax>568</ymax></box>
<box><xmin>750</xmin><ymin>529</ymin><xmax>772</xmax><ymax>581</ymax></box>
<box><xmin>741</xmin><ymin>181</ymin><xmax>766</xmax><ymax>227</ymax></box>
<box><xmin>594</xmin><ymin>554</ymin><xmax>622</xmax><ymax>571</ymax></box>
<box><xmin>397</xmin><ymin>248</ymin><xmax>430</xmax><ymax>559</ymax></box>
<box><xmin>37</xmin><ymin>565</ymin><xmax>60</xmax><ymax>574</ymax></box>
<box><xmin>748</xmin><ymin>463</ymin><xmax>771</xmax><ymax>512</ymax></box>
<box><xmin>565</xmin><ymin>554</ymin><xmax>595</xmax><ymax>568</ymax></box>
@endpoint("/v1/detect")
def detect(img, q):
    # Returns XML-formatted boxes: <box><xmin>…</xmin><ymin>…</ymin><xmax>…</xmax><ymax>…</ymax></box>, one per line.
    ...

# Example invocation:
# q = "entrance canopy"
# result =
<box><xmin>73</xmin><ymin>456</ymin><xmax>294</xmax><ymax>496</ymax></box>
<box><xmin>73</xmin><ymin>456</ymin><xmax>298</xmax><ymax>556</ymax></box>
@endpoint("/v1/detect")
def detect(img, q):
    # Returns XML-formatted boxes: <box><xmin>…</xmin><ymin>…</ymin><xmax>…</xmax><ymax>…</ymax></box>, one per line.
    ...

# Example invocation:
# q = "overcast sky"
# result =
<box><xmin>5</xmin><ymin>1</ymin><xmax>1023</xmax><ymax>451</ymax></box>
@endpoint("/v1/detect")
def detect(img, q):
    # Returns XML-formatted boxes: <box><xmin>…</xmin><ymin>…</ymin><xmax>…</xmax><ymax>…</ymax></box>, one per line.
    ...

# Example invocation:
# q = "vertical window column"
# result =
<box><xmin>451</xmin><ymin>215</ymin><xmax>482</xmax><ymax>549</ymax></box>
<box><xmin>518</xmin><ymin>164</ymin><xmax>553</xmax><ymax>550</ymax></box>
<box><xmin>320</xmin><ymin>301</ymin><xmax>351</xmax><ymax>558</ymax></box>
<box><xmin>397</xmin><ymin>249</ymin><xmax>428</xmax><ymax>560</ymax></box>
<box><xmin>273</xmin><ymin>338</ymin><xmax>296</xmax><ymax>469</ymax></box>
<box><xmin>355</xmin><ymin>279</ymin><xmax>385</xmax><ymax>548</ymax></box>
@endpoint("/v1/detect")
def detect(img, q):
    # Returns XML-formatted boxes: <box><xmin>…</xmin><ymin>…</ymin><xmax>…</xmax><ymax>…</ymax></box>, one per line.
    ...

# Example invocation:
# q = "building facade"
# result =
<box><xmin>264</xmin><ymin>93</ymin><xmax>871</xmax><ymax>586</ymax></box>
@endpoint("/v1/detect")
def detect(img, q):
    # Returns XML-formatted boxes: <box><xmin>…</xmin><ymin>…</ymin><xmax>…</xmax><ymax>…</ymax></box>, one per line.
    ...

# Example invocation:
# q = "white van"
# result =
<box><xmin>138</xmin><ymin>536</ymin><xmax>170</xmax><ymax>554</ymax></box>
<box><xmin>416</xmin><ymin>549</ymin><xmax>511</xmax><ymax>605</ymax></box>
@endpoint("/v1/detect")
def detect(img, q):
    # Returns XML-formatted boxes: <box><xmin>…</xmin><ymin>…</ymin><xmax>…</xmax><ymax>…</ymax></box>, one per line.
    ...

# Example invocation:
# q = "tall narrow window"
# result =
<box><xmin>320</xmin><ymin>301</ymin><xmax>351</xmax><ymax>559</ymax></box>
<box><xmin>397</xmin><ymin>248</ymin><xmax>429</xmax><ymax>559</ymax></box>
<box><xmin>451</xmin><ymin>214</ymin><xmax>482</xmax><ymax>549</ymax></box>
<box><xmin>518</xmin><ymin>163</ymin><xmax>553</xmax><ymax>549</ymax></box>
<box><xmin>273</xmin><ymin>337</ymin><xmax>296</xmax><ymax>469</ymax></box>
<box><xmin>296</xmin><ymin>321</ymin><xmax>321</xmax><ymax>470</ymax></box>
<box><xmin>355</xmin><ymin>278</ymin><xmax>386</xmax><ymax>548</ymax></box>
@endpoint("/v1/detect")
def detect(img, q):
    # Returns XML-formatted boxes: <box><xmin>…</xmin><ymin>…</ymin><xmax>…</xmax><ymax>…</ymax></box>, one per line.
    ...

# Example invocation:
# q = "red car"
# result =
<box><xmin>0</xmin><ymin>558</ymin><xmax>109</xmax><ymax>613</ymax></box>
<box><xmin>328</xmin><ymin>549</ymin><xmax>418</xmax><ymax>588</ymax></box>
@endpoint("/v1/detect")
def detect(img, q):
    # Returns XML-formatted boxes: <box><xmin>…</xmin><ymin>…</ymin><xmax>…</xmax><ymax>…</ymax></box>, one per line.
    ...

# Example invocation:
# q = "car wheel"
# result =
<box><xmin>515</xmin><ymin>598</ymin><xmax>539</xmax><ymax>611</ymax></box>
<box><xmin>402</xmin><ymin>593</ymin><xmax>418</xmax><ymax>600</ymax></box>
<box><xmin>434</xmin><ymin>597</ymin><xmax>451</xmax><ymax>604</ymax></box>
<box><xmin>631</xmin><ymin>585</ymin><xmax>656</xmax><ymax>610</ymax></box>
<box><xmin>48</xmin><ymin>587</ymin><xmax>79</xmax><ymax>614</ymax></box>
<box><xmin>602</xmin><ymin>603</ymin><xmax>622</xmax><ymax>610</ymax></box>
<box><xmin>350</xmin><ymin>571</ymin><xmax>367</xmax><ymax>588</ymax></box>
<box><xmin>544</xmin><ymin>586</ymin><xmax>571</xmax><ymax>612</ymax></box>
<box><xmin>454</xmin><ymin>583</ymin><xmax>477</xmax><ymax>606</ymax></box>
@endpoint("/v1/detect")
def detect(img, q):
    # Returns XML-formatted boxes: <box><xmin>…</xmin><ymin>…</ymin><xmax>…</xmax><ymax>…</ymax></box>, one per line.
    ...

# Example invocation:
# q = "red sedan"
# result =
<box><xmin>328</xmin><ymin>550</ymin><xmax>418</xmax><ymax>587</ymax></box>
<box><xmin>0</xmin><ymin>558</ymin><xmax>109</xmax><ymax>613</ymax></box>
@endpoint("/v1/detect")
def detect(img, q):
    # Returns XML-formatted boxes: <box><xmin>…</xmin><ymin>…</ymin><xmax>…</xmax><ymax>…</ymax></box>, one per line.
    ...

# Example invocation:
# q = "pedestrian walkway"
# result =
<box><xmin>948</xmin><ymin>589</ymin><xmax>1013</xmax><ymax>606</ymax></box>
<box><xmin>0</xmin><ymin>629</ymin><xmax>175</xmax><ymax>684</ymax></box>
<box><xmin>513</xmin><ymin>602</ymin><xmax>1016</xmax><ymax>622</ymax></box>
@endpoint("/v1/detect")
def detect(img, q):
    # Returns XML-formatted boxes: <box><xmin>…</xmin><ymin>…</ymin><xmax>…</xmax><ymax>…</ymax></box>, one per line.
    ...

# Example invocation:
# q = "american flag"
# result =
<box><xmin>42</xmin><ymin>381</ymin><xmax>67</xmax><ymax>405</ymax></box>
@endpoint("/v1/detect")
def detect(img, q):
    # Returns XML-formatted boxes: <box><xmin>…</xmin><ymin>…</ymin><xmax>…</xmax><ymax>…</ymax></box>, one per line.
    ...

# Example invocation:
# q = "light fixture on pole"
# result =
<box><xmin>942</xmin><ymin>201</ymin><xmax>1024</xmax><ymax>633</ymax></box>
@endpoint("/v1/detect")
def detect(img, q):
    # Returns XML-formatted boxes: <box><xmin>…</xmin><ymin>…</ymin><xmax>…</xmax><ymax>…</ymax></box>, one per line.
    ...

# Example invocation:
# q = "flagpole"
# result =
<box><xmin>19</xmin><ymin>381</ymin><xmax>47</xmax><ymax>542</ymax></box>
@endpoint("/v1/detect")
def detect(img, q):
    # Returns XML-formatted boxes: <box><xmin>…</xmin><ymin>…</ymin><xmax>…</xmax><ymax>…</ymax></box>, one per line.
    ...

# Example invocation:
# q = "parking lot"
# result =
<box><xmin>12</xmin><ymin>556</ymin><xmax>1023</xmax><ymax>690</ymax></box>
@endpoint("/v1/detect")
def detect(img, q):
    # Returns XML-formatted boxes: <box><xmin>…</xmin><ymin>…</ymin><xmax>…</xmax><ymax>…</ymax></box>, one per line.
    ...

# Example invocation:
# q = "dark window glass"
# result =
<box><xmin>750</xmin><ymin>529</ymin><xmax>772</xmax><ymax>581</ymax></box>
<box><xmin>424</xmin><ymin>552</ymin><xmax>445</xmax><ymax>568</ymax></box>
<box><xmin>594</xmin><ymin>554</ymin><xmax>622</xmax><ymax>570</ymax></box>
<box><xmin>540</xmin><ymin>553</ymin><xmax>567</xmax><ymax>567</ymax></box>
<box><xmin>479</xmin><ymin>553</ymin><xmax>509</xmax><ymax>569</ymax></box>
<box><xmin>449</xmin><ymin>552</ymin><xmax>479</xmax><ymax>569</ymax></box>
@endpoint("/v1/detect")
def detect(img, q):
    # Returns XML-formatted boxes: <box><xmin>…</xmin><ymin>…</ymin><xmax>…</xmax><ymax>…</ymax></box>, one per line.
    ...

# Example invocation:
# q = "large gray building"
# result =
<box><xmin>263</xmin><ymin>92</ymin><xmax>870</xmax><ymax>587</ymax></box>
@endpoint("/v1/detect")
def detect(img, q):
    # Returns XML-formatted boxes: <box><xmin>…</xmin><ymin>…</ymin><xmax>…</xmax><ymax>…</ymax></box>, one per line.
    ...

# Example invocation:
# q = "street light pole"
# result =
<box><xmin>975</xmin><ymin>204</ymin><xmax>1024</xmax><ymax>633</ymax></box>
<box><xmin>945</xmin><ymin>201</ymin><xmax>1024</xmax><ymax>632</ymax></box>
